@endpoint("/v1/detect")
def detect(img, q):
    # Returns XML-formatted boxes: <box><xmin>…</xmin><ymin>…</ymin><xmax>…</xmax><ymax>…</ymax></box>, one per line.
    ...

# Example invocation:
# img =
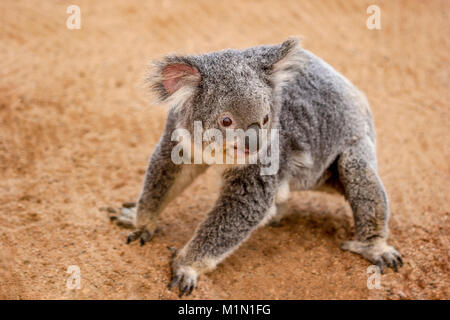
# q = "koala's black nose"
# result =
<box><xmin>245</xmin><ymin>123</ymin><xmax>260</xmax><ymax>152</ymax></box>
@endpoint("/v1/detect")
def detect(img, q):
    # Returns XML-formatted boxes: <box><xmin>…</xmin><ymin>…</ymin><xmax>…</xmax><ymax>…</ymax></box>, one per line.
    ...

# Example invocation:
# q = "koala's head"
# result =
<box><xmin>148</xmin><ymin>38</ymin><xmax>302</xmax><ymax>162</ymax></box>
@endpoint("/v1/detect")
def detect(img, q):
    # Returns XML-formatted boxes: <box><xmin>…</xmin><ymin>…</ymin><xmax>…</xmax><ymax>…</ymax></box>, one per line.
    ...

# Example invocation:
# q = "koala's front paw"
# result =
<box><xmin>169</xmin><ymin>251</ymin><xmax>198</xmax><ymax>298</ymax></box>
<box><xmin>108</xmin><ymin>202</ymin><xmax>136</xmax><ymax>229</ymax></box>
<box><xmin>341</xmin><ymin>239</ymin><xmax>403</xmax><ymax>273</ymax></box>
<box><xmin>169</xmin><ymin>265</ymin><xmax>198</xmax><ymax>298</ymax></box>
<box><xmin>126</xmin><ymin>227</ymin><xmax>155</xmax><ymax>246</ymax></box>
<box><xmin>108</xmin><ymin>202</ymin><xmax>158</xmax><ymax>246</ymax></box>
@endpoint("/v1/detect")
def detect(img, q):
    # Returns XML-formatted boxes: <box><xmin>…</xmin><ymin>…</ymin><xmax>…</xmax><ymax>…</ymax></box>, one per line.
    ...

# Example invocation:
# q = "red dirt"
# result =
<box><xmin>0</xmin><ymin>0</ymin><xmax>448</xmax><ymax>299</ymax></box>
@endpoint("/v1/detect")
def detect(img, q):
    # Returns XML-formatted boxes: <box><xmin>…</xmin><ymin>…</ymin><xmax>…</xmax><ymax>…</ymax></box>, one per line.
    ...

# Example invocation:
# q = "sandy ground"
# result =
<box><xmin>0</xmin><ymin>0</ymin><xmax>449</xmax><ymax>300</ymax></box>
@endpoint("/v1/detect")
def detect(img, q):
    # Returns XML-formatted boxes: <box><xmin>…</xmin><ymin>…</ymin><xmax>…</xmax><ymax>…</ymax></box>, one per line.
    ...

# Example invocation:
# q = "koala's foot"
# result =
<box><xmin>267</xmin><ymin>202</ymin><xmax>290</xmax><ymax>227</ymax></box>
<box><xmin>169</xmin><ymin>254</ymin><xmax>198</xmax><ymax>297</ymax></box>
<box><xmin>108</xmin><ymin>202</ymin><xmax>136</xmax><ymax>229</ymax></box>
<box><xmin>126</xmin><ymin>227</ymin><xmax>156</xmax><ymax>246</ymax></box>
<box><xmin>108</xmin><ymin>202</ymin><xmax>158</xmax><ymax>246</ymax></box>
<box><xmin>168</xmin><ymin>247</ymin><xmax>202</xmax><ymax>298</ymax></box>
<box><xmin>340</xmin><ymin>238</ymin><xmax>403</xmax><ymax>273</ymax></box>
<box><xmin>169</xmin><ymin>265</ymin><xmax>198</xmax><ymax>298</ymax></box>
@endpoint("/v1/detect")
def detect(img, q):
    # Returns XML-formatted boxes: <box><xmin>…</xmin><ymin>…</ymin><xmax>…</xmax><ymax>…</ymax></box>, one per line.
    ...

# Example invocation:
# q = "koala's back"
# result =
<box><xmin>279</xmin><ymin>49</ymin><xmax>374</xmax><ymax>169</ymax></box>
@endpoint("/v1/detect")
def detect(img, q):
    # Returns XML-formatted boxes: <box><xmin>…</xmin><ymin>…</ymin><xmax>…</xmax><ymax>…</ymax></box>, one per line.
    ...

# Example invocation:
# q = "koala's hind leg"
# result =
<box><xmin>268</xmin><ymin>178</ymin><xmax>291</xmax><ymax>227</ymax></box>
<box><xmin>338</xmin><ymin>137</ymin><xmax>402</xmax><ymax>273</ymax></box>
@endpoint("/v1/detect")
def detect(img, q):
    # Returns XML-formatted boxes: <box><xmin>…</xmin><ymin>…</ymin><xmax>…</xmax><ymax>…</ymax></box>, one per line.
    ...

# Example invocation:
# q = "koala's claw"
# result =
<box><xmin>374</xmin><ymin>250</ymin><xmax>403</xmax><ymax>274</ymax></box>
<box><xmin>167</xmin><ymin>246</ymin><xmax>179</xmax><ymax>258</ymax></box>
<box><xmin>140</xmin><ymin>229</ymin><xmax>153</xmax><ymax>246</ymax></box>
<box><xmin>126</xmin><ymin>228</ymin><xmax>154</xmax><ymax>245</ymax></box>
<box><xmin>341</xmin><ymin>239</ymin><xmax>403</xmax><ymax>273</ymax></box>
<box><xmin>126</xmin><ymin>229</ymin><xmax>141</xmax><ymax>244</ymax></box>
<box><xmin>105</xmin><ymin>202</ymin><xmax>158</xmax><ymax>245</ymax></box>
<box><xmin>169</xmin><ymin>267</ymin><xmax>198</xmax><ymax>298</ymax></box>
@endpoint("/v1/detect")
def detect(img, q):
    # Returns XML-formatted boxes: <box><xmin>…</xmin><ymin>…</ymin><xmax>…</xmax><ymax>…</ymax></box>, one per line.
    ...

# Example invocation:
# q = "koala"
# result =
<box><xmin>110</xmin><ymin>38</ymin><xmax>402</xmax><ymax>297</ymax></box>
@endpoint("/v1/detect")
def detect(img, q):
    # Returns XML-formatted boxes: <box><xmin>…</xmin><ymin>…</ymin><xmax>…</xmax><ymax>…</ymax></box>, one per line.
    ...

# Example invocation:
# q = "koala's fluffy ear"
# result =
<box><xmin>258</xmin><ymin>37</ymin><xmax>303</xmax><ymax>90</ymax></box>
<box><xmin>148</xmin><ymin>58</ymin><xmax>201</xmax><ymax>111</ymax></box>
<box><xmin>261</xmin><ymin>38</ymin><xmax>300</xmax><ymax>66</ymax></box>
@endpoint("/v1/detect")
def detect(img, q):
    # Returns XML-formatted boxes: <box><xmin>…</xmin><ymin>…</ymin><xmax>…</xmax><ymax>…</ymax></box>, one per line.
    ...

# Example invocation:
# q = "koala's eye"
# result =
<box><xmin>222</xmin><ymin>117</ymin><xmax>233</xmax><ymax>127</ymax></box>
<box><xmin>263</xmin><ymin>114</ymin><xmax>269</xmax><ymax>125</ymax></box>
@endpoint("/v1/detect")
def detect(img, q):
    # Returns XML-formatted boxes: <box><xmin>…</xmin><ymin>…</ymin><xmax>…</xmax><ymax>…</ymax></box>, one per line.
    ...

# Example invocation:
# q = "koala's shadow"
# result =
<box><xmin>214</xmin><ymin>194</ymin><xmax>355</xmax><ymax>278</ymax></box>
<box><xmin>260</xmin><ymin>194</ymin><xmax>354</xmax><ymax>251</ymax></box>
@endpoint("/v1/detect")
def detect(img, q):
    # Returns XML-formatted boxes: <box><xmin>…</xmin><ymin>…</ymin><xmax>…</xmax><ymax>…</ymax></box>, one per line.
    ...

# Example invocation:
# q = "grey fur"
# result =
<box><xmin>111</xmin><ymin>38</ymin><xmax>402</xmax><ymax>296</ymax></box>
